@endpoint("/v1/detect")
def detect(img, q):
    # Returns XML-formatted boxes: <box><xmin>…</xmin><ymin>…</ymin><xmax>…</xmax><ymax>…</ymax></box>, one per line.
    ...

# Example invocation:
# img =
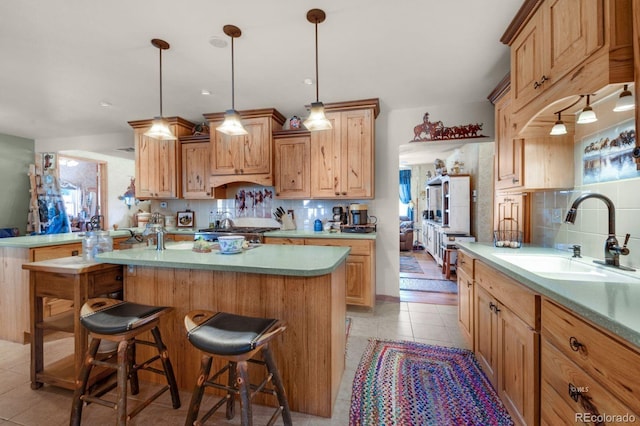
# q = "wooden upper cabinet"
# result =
<box><xmin>129</xmin><ymin>117</ymin><xmax>194</xmax><ymax>199</ymax></box>
<box><xmin>494</xmin><ymin>88</ymin><xmax>523</xmax><ymax>190</ymax></box>
<box><xmin>180</xmin><ymin>135</ymin><xmax>225</xmax><ymax>199</ymax></box>
<box><xmin>273</xmin><ymin>130</ymin><xmax>311</xmax><ymax>199</ymax></box>
<box><xmin>504</xmin><ymin>0</ymin><xmax>633</xmax><ymax>134</ymax></box>
<box><xmin>309</xmin><ymin>99</ymin><xmax>379</xmax><ymax>199</ymax></box>
<box><xmin>204</xmin><ymin>108</ymin><xmax>285</xmax><ymax>188</ymax></box>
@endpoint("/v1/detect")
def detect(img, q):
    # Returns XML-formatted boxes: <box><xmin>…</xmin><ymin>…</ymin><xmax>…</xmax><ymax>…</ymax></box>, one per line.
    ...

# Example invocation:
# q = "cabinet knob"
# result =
<box><xmin>489</xmin><ymin>301</ymin><xmax>500</xmax><ymax>313</ymax></box>
<box><xmin>341</xmin><ymin>192</ymin><xmax>347</xmax><ymax>195</ymax></box>
<box><xmin>335</xmin><ymin>192</ymin><xmax>340</xmax><ymax>195</ymax></box>
<box><xmin>71</xmin><ymin>250</ymin><xmax>79</xmax><ymax>256</ymax></box>
<box><xmin>115</xmin><ymin>275</ymin><xmax>123</xmax><ymax>281</ymax></box>
<box><xmin>466</xmin><ymin>280</ymin><xmax>472</xmax><ymax>288</ymax></box>
<box><xmin>533</xmin><ymin>75</ymin><xmax>548</xmax><ymax>89</ymax></box>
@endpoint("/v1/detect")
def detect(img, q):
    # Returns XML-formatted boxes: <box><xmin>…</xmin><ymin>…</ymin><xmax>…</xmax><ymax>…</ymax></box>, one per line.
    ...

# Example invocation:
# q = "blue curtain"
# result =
<box><xmin>399</xmin><ymin>169</ymin><xmax>413</xmax><ymax>220</ymax></box>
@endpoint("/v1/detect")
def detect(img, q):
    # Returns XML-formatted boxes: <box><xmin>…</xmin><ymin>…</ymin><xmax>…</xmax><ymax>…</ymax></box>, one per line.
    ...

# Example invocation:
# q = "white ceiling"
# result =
<box><xmin>0</xmin><ymin>0</ymin><xmax>522</xmax><ymax>163</ymax></box>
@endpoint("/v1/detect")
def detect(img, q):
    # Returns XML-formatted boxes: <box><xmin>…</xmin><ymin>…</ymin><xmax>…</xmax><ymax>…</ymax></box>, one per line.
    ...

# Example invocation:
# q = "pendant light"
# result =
<box><xmin>303</xmin><ymin>9</ymin><xmax>332</xmax><ymax>131</ymax></box>
<box><xmin>144</xmin><ymin>39</ymin><xmax>177</xmax><ymax>141</ymax></box>
<box><xmin>216</xmin><ymin>25</ymin><xmax>248</xmax><ymax>136</ymax></box>
<box><xmin>613</xmin><ymin>84</ymin><xmax>635</xmax><ymax>112</ymax></box>
<box><xmin>577</xmin><ymin>94</ymin><xmax>597</xmax><ymax>124</ymax></box>
<box><xmin>549</xmin><ymin>112</ymin><xmax>567</xmax><ymax>135</ymax></box>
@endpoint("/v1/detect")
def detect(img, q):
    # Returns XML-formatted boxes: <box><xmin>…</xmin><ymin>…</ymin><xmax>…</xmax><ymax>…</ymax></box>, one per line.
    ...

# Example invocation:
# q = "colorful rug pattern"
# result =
<box><xmin>349</xmin><ymin>339</ymin><xmax>513</xmax><ymax>426</ymax></box>
<box><xmin>399</xmin><ymin>252</ymin><xmax>424</xmax><ymax>274</ymax></box>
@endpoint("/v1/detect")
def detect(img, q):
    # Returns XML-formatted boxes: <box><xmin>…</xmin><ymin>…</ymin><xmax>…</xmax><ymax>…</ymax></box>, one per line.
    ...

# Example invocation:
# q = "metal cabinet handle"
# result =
<box><xmin>512</xmin><ymin>178</ymin><xmax>519</xmax><ymax>184</ymax></box>
<box><xmin>489</xmin><ymin>301</ymin><xmax>500</xmax><ymax>313</ymax></box>
<box><xmin>533</xmin><ymin>75</ymin><xmax>548</xmax><ymax>89</ymax></box>
<box><xmin>71</xmin><ymin>250</ymin><xmax>79</xmax><ymax>256</ymax></box>
<box><xmin>569</xmin><ymin>336</ymin><xmax>585</xmax><ymax>352</ymax></box>
<box><xmin>466</xmin><ymin>280</ymin><xmax>472</xmax><ymax>288</ymax></box>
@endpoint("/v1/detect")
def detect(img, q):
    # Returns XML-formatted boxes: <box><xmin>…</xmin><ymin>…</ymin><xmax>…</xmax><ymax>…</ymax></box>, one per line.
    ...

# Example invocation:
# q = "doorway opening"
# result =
<box><xmin>59</xmin><ymin>155</ymin><xmax>108</xmax><ymax>231</ymax></box>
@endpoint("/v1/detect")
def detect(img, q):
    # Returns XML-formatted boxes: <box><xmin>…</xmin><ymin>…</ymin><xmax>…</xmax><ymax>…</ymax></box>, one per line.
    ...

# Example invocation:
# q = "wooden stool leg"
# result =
<box><xmin>151</xmin><ymin>326</ymin><xmax>181</xmax><ymax>409</ymax></box>
<box><xmin>127</xmin><ymin>338</ymin><xmax>139</xmax><ymax>395</ymax></box>
<box><xmin>236</xmin><ymin>361</ymin><xmax>252</xmax><ymax>426</ymax></box>
<box><xmin>116</xmin><ymin>340</ymin><xmax>129</xmax><ymax>426</ymax></box>
<box><xmin>184</xmin><ymin>355</ymin><xmax>212</xmax><ymax>426</ymax></box>
<box><xmin>226</xmin><ymin>361</ymin><xmax>237</xmax><ymax>420</ymax></box>
<box><xmin>263</xmin><ymin>346</ymin><xmax>292</xmax><ymax>425</ymax></box>
<box><xmin>70</xmin><ymin>337</ymin><xmax>101</xmax><ymax>426</ymax></box>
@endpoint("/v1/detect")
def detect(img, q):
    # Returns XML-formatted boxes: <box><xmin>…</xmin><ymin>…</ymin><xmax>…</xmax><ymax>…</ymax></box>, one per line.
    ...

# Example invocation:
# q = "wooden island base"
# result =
<box><xmin>124</xmin><ymin>263</ymin><xmax>346</xmax><ymax>418</ymax></box>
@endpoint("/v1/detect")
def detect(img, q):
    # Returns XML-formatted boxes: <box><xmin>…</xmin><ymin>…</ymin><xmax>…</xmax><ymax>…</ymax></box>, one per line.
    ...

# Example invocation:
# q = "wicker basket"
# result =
<box><xmin>494</xmin><ymin>218</ymin><xmax>522</xmax><ymax>248</ymax></box>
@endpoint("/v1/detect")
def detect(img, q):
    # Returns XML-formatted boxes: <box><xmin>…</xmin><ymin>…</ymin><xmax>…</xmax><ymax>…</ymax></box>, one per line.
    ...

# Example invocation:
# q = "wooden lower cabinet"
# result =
<box><xmin>541</xmin><ymin>299</ymin><xmax>640</xmax><ymax>423</ymax></box>
<box><xmin>474</xmin><ymin>261</ymin><xmax>540</xmax><ymax>426</ymax></box>
<box><xmin>264</xmin><ymin>236</ymin><xmax>375</xmax><ymax>308</ymax></box>
<box><xmin>456</xmin><ymin>263</ymin><xmax>474</xmax><ymax>349</ymax></box>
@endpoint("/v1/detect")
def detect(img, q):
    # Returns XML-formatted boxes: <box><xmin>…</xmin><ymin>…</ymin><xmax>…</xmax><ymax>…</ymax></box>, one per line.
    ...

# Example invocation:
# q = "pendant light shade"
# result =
<box><xmin>217</xmin><ymin>25</ymin><xmax>248</xmax><ymax>136</ymax></box>
<box><xmin>303</xmin><ymin>9</ymin><xmax>332</xmax><ymax>131</ymax></box>
<box><xmin>550</xmin><ymin>112</ymin><xmax>567</xmax><ymax>135</ymax></box>
<box><xmin>144</xmin><ymin>39</ymin><xmax>177</xmax><ymax>140</ymax></box>
<box><xmin>613</xmin><ymin>84</ymin><xmax>635</xmax><ymax>112</ymax></box>
<box><xmin>577</xmin><ymin>95</ymin><xmax>597</xmax><ymax>124</ymax></box>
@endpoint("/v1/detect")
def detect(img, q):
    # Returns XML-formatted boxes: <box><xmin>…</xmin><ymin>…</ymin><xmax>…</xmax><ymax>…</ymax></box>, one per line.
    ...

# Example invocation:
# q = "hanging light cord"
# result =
<box><xmin>553</xmin><ymin>95</ymin><xmax>585</xmax><ymax>116</ymax></box>
<box><xmin>314</xmin><ymin>19</ymin><xmax>319</xmax><ymax>102</ymax></box>
<box><xmin>158</xmin><ymin>47</ymin><xmax>164</xmax><ymax>117</ymax></box>
<box><xmin>231</xmin><ymin>35</ymin><xmax>236</xmax><ymax>110</ymax></box>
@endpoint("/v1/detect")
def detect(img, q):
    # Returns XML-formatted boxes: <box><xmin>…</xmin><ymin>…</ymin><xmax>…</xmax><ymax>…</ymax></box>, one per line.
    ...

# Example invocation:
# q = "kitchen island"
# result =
<box><xmin>95</xmin><ymin>242</ymin><xmax>350</xmax><ymax>417</ymax></box>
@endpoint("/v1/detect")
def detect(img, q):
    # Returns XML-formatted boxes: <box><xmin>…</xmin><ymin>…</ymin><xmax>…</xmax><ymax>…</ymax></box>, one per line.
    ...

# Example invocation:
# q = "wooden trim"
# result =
<box><xmin>179</xmin><ymin>134</ymin><xmax>209</xmax><ymax>143</ymax></box>
<box><xmin>127</xmin><ymin>116</ymin><xmax>195</xmax><ymax>130</ymax></box>
<box><xmin>500</xmin><ymin>0</ymin><xmax>543</xmax><ymax>45</ymax></box>
<box><xmin>487</xmin><ymin>73</ymin><xmax>511</xmax><ymax>104</ymax></box>
<box><xmin>311</xmin><ymin>98</ymin><xmax>381</xmax><ymax>118</ymax></box>
<box><xmin>203</xmin><ymin>108</ymin><xmax>286</xmax><ymax>124</ymax></box>
<box><xmin>272</xmin><ymin>129</ymin><xmax>311</xmax><ymax>138</ymax></box>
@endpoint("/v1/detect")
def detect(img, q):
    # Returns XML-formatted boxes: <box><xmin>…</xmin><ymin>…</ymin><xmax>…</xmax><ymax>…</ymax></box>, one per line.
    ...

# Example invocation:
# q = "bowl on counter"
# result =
<box><xmin>217</xmin><ymin>236</ymin><xmax>245</xmax><ymax>254</ymax></box>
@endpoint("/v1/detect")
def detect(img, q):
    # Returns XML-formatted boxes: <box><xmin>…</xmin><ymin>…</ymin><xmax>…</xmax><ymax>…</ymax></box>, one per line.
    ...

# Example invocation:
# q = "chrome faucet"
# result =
<box><xmin>565</xmin><ymin>193</ymin><xmax>634</xmax><ymax>271</ymax></box>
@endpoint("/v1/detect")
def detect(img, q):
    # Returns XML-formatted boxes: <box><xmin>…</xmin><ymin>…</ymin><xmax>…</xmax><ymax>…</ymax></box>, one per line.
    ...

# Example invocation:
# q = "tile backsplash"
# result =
<box><xmin>531</xmin><ymin>178</ymin><xmax>640</xmax><ymax>269</ymax></box>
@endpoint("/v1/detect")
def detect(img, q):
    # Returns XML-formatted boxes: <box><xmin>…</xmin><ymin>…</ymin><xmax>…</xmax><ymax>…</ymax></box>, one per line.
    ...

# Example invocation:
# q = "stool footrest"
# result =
<box><xmin>127</xmin><ymin>385</ymin><xmax>170</xmax><ymax>420</ymax></box>
<box><xmin>201</xmin><ymin>394</ymin><xmax>231</xmax><ymax>424</ymax></box>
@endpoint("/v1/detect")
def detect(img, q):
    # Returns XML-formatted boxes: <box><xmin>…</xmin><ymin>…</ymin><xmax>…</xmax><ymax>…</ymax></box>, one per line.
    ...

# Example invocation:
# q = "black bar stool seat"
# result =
<box><xmin>70</xmin><ymin>298</ymin><xmax>180</xmax><ymax>426</ymax></box>
<box><xmin>184</xmin><ymin>310</ymin><xmax>292</xmax><ymax>426</ymax></box>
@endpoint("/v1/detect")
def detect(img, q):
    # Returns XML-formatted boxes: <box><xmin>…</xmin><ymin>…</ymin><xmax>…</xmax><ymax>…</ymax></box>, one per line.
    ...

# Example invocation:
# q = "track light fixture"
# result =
<box><xmin>217</xmin><ymin>25</ymin><xmax>248</xmax><ymax>136</ymax></box>
<box><xmin>144</xmin><ymin>39</ymin><xmax>177</xmax><ymax>140</ymax></box>
<box><xmin>303</xmin><ymin>9</ymin><xmax>332</xmax><ymax>131</ymax></box>
<box><xmin>577</xmin><ymin>94</ymin><xmax>597</xmax><ymax>124</ymax></box>
<box><xmin>613</xmin><ymin>84</ymin><xmax>635</xmax><ymax>112</ymax></box>
<box><xmin>550</xmin><ymin>112</ymin><xmax>567</xmax><ymax>135</ymax></box>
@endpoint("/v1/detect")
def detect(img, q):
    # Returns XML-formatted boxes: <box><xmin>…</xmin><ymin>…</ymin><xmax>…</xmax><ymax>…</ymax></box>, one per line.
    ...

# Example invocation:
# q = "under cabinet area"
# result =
<box><xmin>541</xmin><ymin>299</ymin><xmax>640</xmax><ymax>423</ymax></box>
<box><xmin>129</xmin><ymin>117</ymin><xmax>194</xmax><ymax>199</ymax></box>
<box><xmin>474</xmin><ymin>260</ymin><xmax>540</xmax><ymax>426</ymax></box>
<box><xmin>264</xmin><ymin>236</ymin><xmax>376</xmax><ymax>308</ymax></box>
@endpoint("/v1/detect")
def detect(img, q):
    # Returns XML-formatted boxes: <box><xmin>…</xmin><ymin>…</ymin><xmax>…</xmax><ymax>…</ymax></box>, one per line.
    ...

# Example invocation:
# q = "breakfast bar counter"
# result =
<box><xmin>95</xmin><ymin>243</ymin><xmax>350</xmax><ymax>417</ymax></box>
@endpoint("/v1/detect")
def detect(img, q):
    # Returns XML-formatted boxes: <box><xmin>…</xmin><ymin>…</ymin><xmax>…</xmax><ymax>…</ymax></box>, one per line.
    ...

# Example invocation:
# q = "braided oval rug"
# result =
<box><xmin>349</xmin><ymin>339</ymin><xmax>513</xmax><ymax>426</ymax></box>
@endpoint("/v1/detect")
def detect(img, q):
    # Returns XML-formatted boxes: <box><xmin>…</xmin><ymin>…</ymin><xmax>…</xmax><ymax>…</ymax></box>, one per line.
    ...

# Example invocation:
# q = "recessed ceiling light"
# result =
<box><xmin>201</xmin><ymin>89</ymin><xmax>211</xmax><ymax>96</ymax></box>
<box><xmin>99</xmin><ymin>100</ymin><xmax>112</xmax><ymax>107</ymax></box>
<box><xmin>209</xmin><ymin>37</ymin><xmax>227</xmax><ymax>48</ymax></box>
<box><xmin>303</xmin><ymin>78</ymin><xmax>314</xmax><ymax>85</ymax></box>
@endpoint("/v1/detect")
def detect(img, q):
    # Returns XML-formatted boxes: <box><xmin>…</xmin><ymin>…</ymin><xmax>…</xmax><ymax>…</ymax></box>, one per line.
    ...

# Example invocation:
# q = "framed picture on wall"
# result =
<box><xmin>177</xmin><ymin>210</ymin><xmax>195</xmax><ymax>228</ymax></box>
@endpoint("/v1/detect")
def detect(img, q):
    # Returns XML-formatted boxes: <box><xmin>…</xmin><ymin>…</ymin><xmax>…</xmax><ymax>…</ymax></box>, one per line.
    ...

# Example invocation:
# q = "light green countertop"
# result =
<box><xmin>0</xmin><ymin>230</ymin><xmax>133</xmax><ymax>248</ymax></box>
<box><xmin>457</xmin><ymin>242</ymin><xmax>640</xmax><ymax>348</ymax></box>
<box><xmin>96</xmin><ymin>242</ymin><xmax>350</xmax><ymax>277</ymax></box>
<box><xmin>264</xmin><ymin>229</ymin><xmax>376</xmax><ymax>240</ymax></box>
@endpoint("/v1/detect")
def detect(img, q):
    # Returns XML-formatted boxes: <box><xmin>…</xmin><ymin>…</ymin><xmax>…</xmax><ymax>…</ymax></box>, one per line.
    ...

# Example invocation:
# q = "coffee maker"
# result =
<box><xmin>332</xmin><ymin>206</ymin><xmax>348</xmax><ymax>225</ymax></box>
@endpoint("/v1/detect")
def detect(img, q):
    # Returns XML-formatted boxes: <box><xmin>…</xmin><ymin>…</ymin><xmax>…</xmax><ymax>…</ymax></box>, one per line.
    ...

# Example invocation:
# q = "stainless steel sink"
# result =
<box><xmin>493</xmin><ymin>253</ymin><xmax>640</xmax><ymax>284</ymax></box>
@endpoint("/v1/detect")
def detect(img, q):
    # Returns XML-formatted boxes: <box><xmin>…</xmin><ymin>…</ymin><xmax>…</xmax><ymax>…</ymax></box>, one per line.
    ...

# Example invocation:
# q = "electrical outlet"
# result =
<box><xmin>160</xmin><ymin>202</ymin><xmax>168</xmax><ymax>209</ymax></box>
<box><xmin>552</xmin><ymin>208</ymin><xmax>563</xmax><ymax>223</ymax></box>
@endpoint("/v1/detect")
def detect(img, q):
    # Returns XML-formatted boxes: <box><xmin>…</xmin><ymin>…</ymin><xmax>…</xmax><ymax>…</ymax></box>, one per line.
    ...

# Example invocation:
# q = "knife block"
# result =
<box><xmin>280</xmin><ymin>214</ymin><xmax>296</xmax><ymax>230</ymax></box>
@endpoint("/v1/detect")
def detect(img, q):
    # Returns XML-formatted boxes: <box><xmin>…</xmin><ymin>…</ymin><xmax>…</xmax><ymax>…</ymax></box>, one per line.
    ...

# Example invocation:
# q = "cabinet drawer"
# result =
<box><xmin>263</xmin><ymin>237</ymin><xmax>305</xmax><ymax>245</ymax></box>
<box><xmin>31</xmin><ymin>243</ymin><xmax>82</xmax><ymax>262</ymax></box>
<box><xmin>475</xmin><ymin>261</ymin><xmax>539</xmax><ymax>329</ymax></box>
<box><xmin>542</xmin><ymin>299</ymin><xmax>640</xmax><ymax>414</ymax></box>
<box><xmin>456</xmin><ymin>250</ymin><xmax>474</xmax><ymax>278</ymax></box>
<box><xmin>304</xmin><ymin>238</ymin><xmax>371</xmax><ymax>256</ymax></box>
<box><xmin>89</xmin><ymin>266</ymin><xmax>124</xmax><ymax>296</ymax></box>
<box><xmin>541</xmin><ymin>338</ymin><xmax>639</xmax><ymax>424</ymax></box>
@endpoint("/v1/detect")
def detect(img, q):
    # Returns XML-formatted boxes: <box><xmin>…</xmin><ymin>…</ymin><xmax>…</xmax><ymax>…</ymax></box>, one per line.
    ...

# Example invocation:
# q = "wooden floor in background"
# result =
<box><xmin>399</xmin><ymin>250</ymin><xmax>457</xmax><ymax>306</ymax></box>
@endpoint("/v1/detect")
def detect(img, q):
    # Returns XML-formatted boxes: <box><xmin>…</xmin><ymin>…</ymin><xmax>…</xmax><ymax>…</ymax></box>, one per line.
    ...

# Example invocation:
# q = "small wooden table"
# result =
<box><xmin>23</xmin><ymin>257</ymin><xmax>123</xmax><ymax>390</ymax></box>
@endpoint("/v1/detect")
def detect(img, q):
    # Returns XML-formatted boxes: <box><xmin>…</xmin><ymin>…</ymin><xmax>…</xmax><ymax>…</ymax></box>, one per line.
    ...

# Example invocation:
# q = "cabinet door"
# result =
<box><xmin>475</xmin><ymin>285</ymin><xmax>499</xmax><ymax>388</ymax></box>
<box><xmin>494</xmin><ymin>92</ymin><xmax>523</xmax><ymax>190</ymax></box>
<box><xmin>241</xmin><ymin>118</ymin><xmax>271</xmax><ymax>174</ymax></box>
<box><xmin>182</xmin><ymin>142</ymin><xmax>213</xmax><ymax>199</ymax></box>
<box><xmin>494</xmin><ymin>193</ymin><xmax>527</xmax><ymax>243</ymax></box>
<box><xmin>135</xmin><ymin>133</ymin><xmax>159</xmax><ymax>198</ymax></box>
<box><xmin>310</xmin><ymin>113</ymin><xmax>341</xmax><ymax>198</ymax></box>
<box><xmin>344</xmin><ymin>254</ymin><xmax>372</xmax><ymax>307</ymax></box>
<box><xmin>456</xmin><ymin>267</ymin><xmax>474</xmax><ymax>349</ymax></box>
<box><xmin>340</xmin><ymin>109</ymin><xmax>374</xmax><ymax>198</ymax></box>
<box><xmin>211</xmin><ymin>129</ymin><xmax>240</xmax><ymax>175</ymax></box>
<box><xmin>154</xmin><ymin>139</ymin><xmax>179</xmax><ymax>198</ymax></box>
<box><xmin>545</xmin><ymin>0</ymin><xmax>604</xmax><ymax>87</ymax></box>
<box><xmin>274</xmin><ymin>134</ymin><xmax>310</xmax><ymax>199</ymax></box>
<box><xmin>498</xmin><ymin>304</ymin><xmax>540</xmax><ymax>426</ymax></box>
<box><xmin>511</xmin><ymin>11</ymin><xmax>545</xmax><ymax>111</ymax></box>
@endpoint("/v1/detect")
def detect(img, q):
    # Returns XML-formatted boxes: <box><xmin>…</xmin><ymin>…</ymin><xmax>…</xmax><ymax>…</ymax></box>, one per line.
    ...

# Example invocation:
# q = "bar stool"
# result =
<box><xmin>183</xmin><ymin>310</ymin><xmax>292</xmax><ymax>426</ymax></box>
<box><xmin>70</xmin><ymin>298</ymin><xmax>181</xmax><ymax>425</ymax></box>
